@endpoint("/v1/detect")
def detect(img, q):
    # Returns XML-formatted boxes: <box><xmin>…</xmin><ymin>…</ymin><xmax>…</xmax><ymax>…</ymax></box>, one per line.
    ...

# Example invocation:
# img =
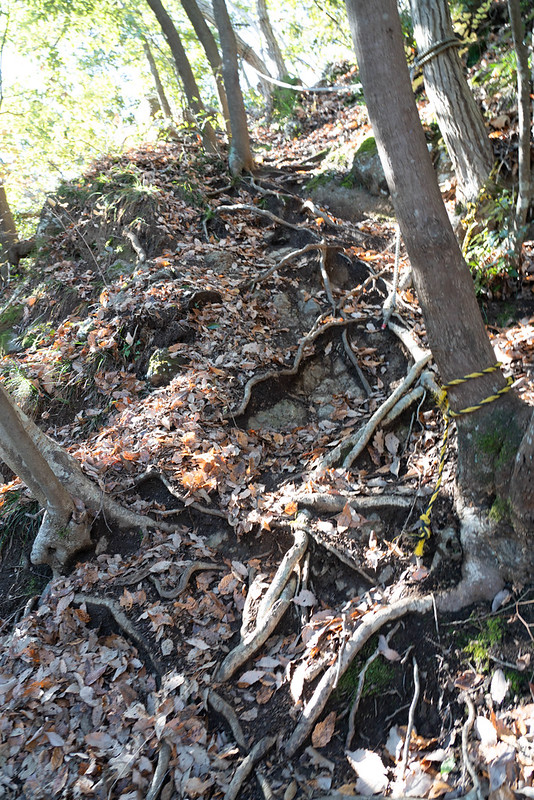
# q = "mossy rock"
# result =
<box><xmin>0</xmin><ymin>304</ymin><xmax>24</xmax><ymax>333</ymax></box>
<box><xmin>146</xmin><ymin>348</ymin><xmax>188</xmax><ymax>387</ymax></box>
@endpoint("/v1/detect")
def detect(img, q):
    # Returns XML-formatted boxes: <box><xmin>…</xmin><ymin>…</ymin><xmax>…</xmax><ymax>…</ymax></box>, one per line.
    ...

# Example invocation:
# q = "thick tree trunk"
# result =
<box><xmin>179</xmin><ymin>0</ymin><xmax>232</xmax><ymax>138</ymax></box>
<box><xmin>507</xmin><ymin>0</ymin><xmax>532</xmax><ymax>253</ymax></box>
<box><xmin>0</xmin><ymin>384</ymin><xmax>92</xmax><ymax>573</ymax></box>
<box><xmin>345</xmin><ymin>0</ymin><xmax>534</xmax><ymax>582</ymax></box>
<box><xmin>0</xmin><ymin>183</ymin><xmax>17</xmax><ymax>253</ymax></box>
<box><xmin>142</xmin><ymin>36</ymin><xmax>174</xmax><ymax>121</ymax></box>
<box><xmin>409</xmin><ymin>0</ymin><xmax>494</xmax><ymax>203</ymax></box>
<box><xmin>256</xmin><ymin>0</ymin><xmax>287</xmax><ymax>79</ymax></box>
<box><xmin>144</xmin><ymin>0</ymin><xmax>219</xmax><ymax>153</ymax></box>
<box><xmin>196</xmin><ymin>0</ymin><xmax>273</xmax><ymax>107</ymax></box>
<box><xmin>212</xmin><ymin>0</ymin><xmax>254</xmax><ymax>175</ymax></box>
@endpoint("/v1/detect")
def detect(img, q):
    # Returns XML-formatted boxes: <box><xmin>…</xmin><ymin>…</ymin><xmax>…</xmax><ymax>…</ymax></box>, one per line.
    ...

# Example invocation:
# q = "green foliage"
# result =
<box><xmin>337</xmin><ymin>636</ymin><xmax>396</xmax><ymax>698</ymax></box>
<box><xmin>461</xmin><ymin>188</ymin><xmax>520</xmax><ymax>295</ymax></box>
<box><xmin>0</xmin><ymin>304</ymin><xmax>24</xmax><ymax>333</ymax></box>
<box><xmin>463</xmin><ymin>616</ymin><xmax>505</xmax><ymax>671</ymax></box>
<box><xmin>0</xmin><ymin>491</ymin><xmax>40</xmax><ymax>557</ymax></box>
<box><xmin>488</xmin><ymin>497</ymin><xmax>511</xmax><ymax>524</ymax></box>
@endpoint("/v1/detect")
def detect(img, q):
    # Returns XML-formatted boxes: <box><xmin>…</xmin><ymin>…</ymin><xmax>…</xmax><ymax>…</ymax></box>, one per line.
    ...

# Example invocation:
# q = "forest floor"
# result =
<box><xmin>0</xmin><ymin>87</ymin><xmax>534</xmax><ymax>799</ymax></box>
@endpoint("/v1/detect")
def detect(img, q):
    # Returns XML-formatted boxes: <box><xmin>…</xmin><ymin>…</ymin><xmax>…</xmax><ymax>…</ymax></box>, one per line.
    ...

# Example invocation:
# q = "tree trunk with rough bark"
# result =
<box><xmin>144</xmin><ymin>0</ymin><xmax>219</xmax><ymax>153</ymax></box>
<box><xmin>507</xmin><ymin>0</ymin><xmax>532</xmax><ymax>253</ymax></box>
<box><xmin>179</xmin><ymin>0</ymin><xmax>232</xmax><ymax>138</ymax></box>
<box><xmin>195</xmin><ymin>0</ymin><xmax>273</xmax><ymax>108</ymax></box>
<box><xmin>142</xmin><ymin>36</ymin><xmax>174</xmax><ymax>121</ymax></box>
<box><xmin>409</xmin><ymin>0</ymin><xmax>494</xmax><ymax>203</ymax></box>
<box><xmin>0</xmin><ymin>183</ymin><xmax>17</xmax><ymax>254</ymax></box>
<box><xmin>256</xmin><ymin>0</ymin><xmax>287</xmax><ymax>79</ymax></box>
<box><xmin>345</xmin><ymin>0</ymin><xmax>534</xmax><ymax>587</ymax></box>
<box><xmin>212</xmin><ymin>0</ymin><xmax>254</xmax><ymax>175</ymax></box>
<box><xmin>0</xmin><ymin>384</ymin><xmax>92</xmax><ymax>574</ymax></box>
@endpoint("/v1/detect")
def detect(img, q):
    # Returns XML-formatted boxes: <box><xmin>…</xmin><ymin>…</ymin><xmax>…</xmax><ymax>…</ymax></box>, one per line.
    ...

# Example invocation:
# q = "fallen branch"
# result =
<box><xmin>285</xmin><ymin>594</ymin><xmax>433</xmax><ymax>756</ymax></box>
<box><xmin>223</xmin><ymin>735</ymin><xmax>277</xmax><ymax>800</ymax></box>
<box><xmin>316</xmin><ymin>354</ymin><xmax>431</xmax><ymax>472</ymax></box>
<box><xmin>297</xmin><ymin>493</ymin><xmax>412</xmax><ymax>514</ymax></box>
<box><xmin>217</xmin><ymin>575</ymin><xmax>297</xmax><ymax>682</ymax></box>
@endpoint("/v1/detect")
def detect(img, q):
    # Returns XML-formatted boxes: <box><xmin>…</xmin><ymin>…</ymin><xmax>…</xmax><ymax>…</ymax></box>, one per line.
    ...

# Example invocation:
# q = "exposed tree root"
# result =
<box><xmin>297</xmin><ymin>493</ymin><xmax>413</xmax><ymax>514</ymax></box>
<box><xmin>435</xmin><ymin>500</ymin><xmax>504</xmax><ymax>612</ymax></box>
<box><xmin>146</xmin><ymin>740</ymin><xmax>171</xmax><ymax>800</ymax></box>
<box><xmin>150</xmin><ymin>561</ymin><xmax>227</xmax><ymax>599</ymax></box>
<box><xmin>256</xmin><ymin>524</ymin><xmax>308</xmax><ymax>624</ymax></box>
<box><xmin>73</xmin><ymin>593</ymin><xmax>161</xmax><ymax>681</ymax></box>
<box><xmin>208</xmin><ymin>691</ymin><xmax>275</xmax><ymax>800</ymax></box>
<box><xmin>223</xmin><ymin>735</ymin><xmax>277</xmax><ymax>800</ymax></box>
<box><xmin>138</xmin><ymin>468</ymin><xmax>229</xmax><ymax>519</ymax></box>
<box><xmin>246</xmin><ymin>241</ymin><xmax>324</xmax><ymax>290</ymax></box>
<box><xmin>316</xmin><ymin>354</ymin><xmax>431</xmax><ymax>472</ymax></box>
<box><xmin>400</xmin><ymin>656</ymin><xmax>420</xmax><ymax>778</ymax></box>
<box><xmin>217</xmin><ymin>575</ymin><xmax>298</xmax><ymax>682</ymax></box>
<box><xmin>285</xmin><ymin>594</ymin><xmax>433</xmax><ymax>757</ymax></box>
<box><xmin>216</xmin><ymin>202</ymin><xmax>316</xmax><ymax>234</ymax></box>
<box><xmin>228</xmin><ymin>315</ymin><xmax>353</xmax><ymax>418</ymax></box>
<box><xmin>461</xmin><ymin>693</ymin><xmax>482</xmax><ymax>800</ymax></box>
<box><xmin>208</xmin><ymin>690</ymin><xmax>247</xmax><ymax>749</ymax></box>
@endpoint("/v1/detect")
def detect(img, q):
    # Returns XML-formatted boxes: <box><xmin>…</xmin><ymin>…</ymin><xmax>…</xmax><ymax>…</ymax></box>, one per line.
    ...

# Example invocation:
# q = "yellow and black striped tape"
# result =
<box><xmin>414</xmin><ymin>362</ymin><xmax>513</xmax><ymax>557</ymax></box>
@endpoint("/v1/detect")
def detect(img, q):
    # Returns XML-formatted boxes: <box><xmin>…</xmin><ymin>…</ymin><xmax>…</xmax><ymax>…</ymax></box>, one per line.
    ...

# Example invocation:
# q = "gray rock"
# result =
<box><xmin>247</xmin><ymin>398</ymin><xmax>308</xmax><ymax>431</ymax></box>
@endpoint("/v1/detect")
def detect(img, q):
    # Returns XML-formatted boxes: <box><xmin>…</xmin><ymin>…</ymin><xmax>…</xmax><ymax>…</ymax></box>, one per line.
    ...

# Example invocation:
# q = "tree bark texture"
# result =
<box><xmin>196</xmin><ymin>0</ymin><xmax>273</xmax><ymax>106</ymax></box>
<box><xmin>344</xmin><ymin>0</ymin><xmax>534</xmax><ymax>580</ymax></box>
<box><xmin>212</xmin><ymin>0</ymin><xmax>254</xmax><ymax>174</ymax></box>
<box><xmin>179</xmin><ymin>0</ymin><xmax>232</xmax><ymax>137</ymax></box>
<box><xmin>409</xmin><ymin>0</ymin><xmax>494</xmax><ymax>203</ymax></box>
<box><xmin>256</xmin><ymin>0</ymin><xmax>287</xmax><ymax>79</ymax></box>
<box><xmin>507</xmin><ymin>0</ymin><xmax>532</xmax><ymax>250</ymax></box>
<box><xmin>144</xmin><ymin>0</ymin><xmax>219</xmax><ymax>153</ymax></box>
<box><xmin>0</xmin><ymin>384</ymin><xmax>92</xmax><ymax>572</ymax></box>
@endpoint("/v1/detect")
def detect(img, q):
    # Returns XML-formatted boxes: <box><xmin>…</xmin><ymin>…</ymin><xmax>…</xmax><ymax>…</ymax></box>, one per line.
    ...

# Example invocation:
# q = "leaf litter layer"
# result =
<box><xmin>0</xmin><ymin>91</ymin><xmax>534</xmax><ymax>799</ymax></box>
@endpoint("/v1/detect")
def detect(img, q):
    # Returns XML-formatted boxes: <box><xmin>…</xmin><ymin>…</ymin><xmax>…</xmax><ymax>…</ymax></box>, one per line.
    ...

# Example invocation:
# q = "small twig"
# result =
<box><xmin>345</xmin><ymin>621</ymin><xmax>401</xmax><ymax>749</ymax></box>
<box><xmin>317</xmin><ymin>241</ymin><xmax>337</xmax><ymax>309</ymax></box>
<box><xmin>342</xmin><ymin>329</ymin><xmax>373</xmax><ymax>396</ymax></box>
<box><xmin>223</xmin><ymin>735</ymin><xmax>277</xmax><ymax>800</ymax></box>
<box><xmin>400</xmin><ymin>656</ymin><xmax>420</xmax><ymax>778</ymax></box>
<box><xmin>285</xmin><ymin>594</ymin><xmax>433</xmax><ymax>756</ymax></box>
<box><xmin>218</xmin><ymin>576</ymin><xmax>297</xmax><ymax>682</ymax></box>
<box><xmin>461</xmin><ymin>693</ymin><xmax>482</xmax><ymax>800</ymax></box>
<box><xmin>382</xmin><ymin>224</ymin><xmax>402</xmax><ymax>328</ymax></box>
<box><xmin>146</xmin><ymin>740</ymin><xmax>171</xmax><ymax>800</ymax></box>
